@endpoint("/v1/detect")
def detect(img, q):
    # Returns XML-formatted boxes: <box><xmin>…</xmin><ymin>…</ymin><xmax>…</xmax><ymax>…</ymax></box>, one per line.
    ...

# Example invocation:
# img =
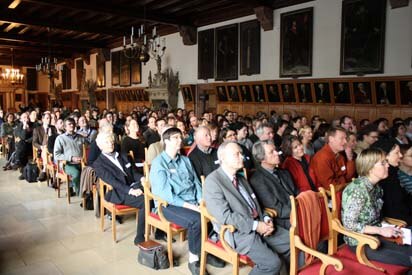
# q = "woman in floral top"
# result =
<box><xmin>342</xmin><ymin>148</ymin><xmax>412</xmax><ymax>267</ymax></box>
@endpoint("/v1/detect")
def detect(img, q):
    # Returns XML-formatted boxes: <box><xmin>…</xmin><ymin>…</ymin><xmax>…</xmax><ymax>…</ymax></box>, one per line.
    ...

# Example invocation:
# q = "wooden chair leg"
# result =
<box><xmin>100</xmin><ymin>203</ymin><xmax>105</xmax><ymax>232</ymax></box>
<box><xmin>200</xmin><ymin>250</ymin><xmax>207</xmax><ymax>275</ymax></box>
<box><xmin>233</xmin><ymin>258</ymin><xmax>240</xmax><ymax>275</ymax></box>
<box><xmin>57</xmin><ymin>178</ymin><xmax>61</xmax><ymax>198</ymax></box>
<box><xmin>112</xmin><ymin>211</ymin><xmax>117</xmax><ymax>242</ymax></box>
<box><xmin>167</xmin><ymin>229</ymin><xmax>174</xmax><ymax>268</ymax></box>
<box><xmin>179</xmin><ymin>231</ymin><xmax>185</xmax><ymax>242</ymax></box>
<box><xmin>144</xmin><ymin>222</ymin><xmax>150</xmax><ymax>241</ymax></box>
<box><xmin>66</xmin><ymin>177</ymin><xmax>71</xmax><ymax>204</ymax></box>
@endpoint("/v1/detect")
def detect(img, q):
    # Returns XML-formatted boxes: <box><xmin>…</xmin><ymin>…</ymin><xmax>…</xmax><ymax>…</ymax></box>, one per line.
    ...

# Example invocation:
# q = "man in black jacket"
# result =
<box><xmin>250</xmin><ymin>140</ymin><xmax>298</xmax><ymax>229</ymax></box>
<box><xmin>13</xmin><ymin>112</ymin><xmax>34</xmax><ymax>174</ymax></box>
<box><xmin>92</xmin><ymin>131</ymin><xmax>145</xmax><ymax>245</ymax></box>
<box><xmin>188</xmin><ymin>126</ymin><xmax>219</xmax><ymax>181</ymax></box>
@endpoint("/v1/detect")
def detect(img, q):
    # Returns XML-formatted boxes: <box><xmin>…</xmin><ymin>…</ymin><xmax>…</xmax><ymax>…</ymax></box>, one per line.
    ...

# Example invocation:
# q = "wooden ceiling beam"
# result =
<box><xmin>0</xmin><ymin>32</ymin><xmax>106</xmax><ymax>49</ymax></box>
<box><xmin>0</xmin><ymin>9</ymin><xmax>121</xmax><ymax>36</ymax></box>
<box><xmin>21</xmin><ymin>0</ymin><xmax>188</xmax><ymax>26</ymax></box>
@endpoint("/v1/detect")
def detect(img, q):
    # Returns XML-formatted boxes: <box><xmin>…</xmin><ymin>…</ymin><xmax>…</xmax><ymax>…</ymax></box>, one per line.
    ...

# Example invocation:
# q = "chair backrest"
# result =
<box><xmin>330</xmin><ymin>184</ymin><xmax>343</xmax><ymax>221</ymax></box>
<box><xmin>141</xmin><ymin>178</ymin><xmax>153</xmax><ymax>217</ymax></box>
<box><xmin>290</xmin><ymin>189</ymin><xmax>331</xmax><ymax>264</ymax></box>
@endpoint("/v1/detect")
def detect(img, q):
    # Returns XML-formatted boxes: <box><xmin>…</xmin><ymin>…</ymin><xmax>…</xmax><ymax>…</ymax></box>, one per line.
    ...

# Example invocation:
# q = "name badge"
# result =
<box><xmin>169</xmin><ymin>169</ymin><xmax>177</xmax><ymax>173</ymax></box>
<box><xmin>341</xmin><ymin>166</ymin><xmax>346</xmax><ymax>171</ymax></box>
<box><xmin>251</xmin><ymin>193</ymin><xmax>256</xmax><ymax>199</ymax></box>
<box><xmin>125</xmin><ymin>163</ymin><xmax>131</xmax><ymax>168</ymax></box>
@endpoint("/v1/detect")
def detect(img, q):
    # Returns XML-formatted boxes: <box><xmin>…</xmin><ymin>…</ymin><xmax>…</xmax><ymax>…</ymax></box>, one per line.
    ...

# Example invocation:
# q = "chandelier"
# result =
<box><xmin>123</xmin><ymin>7</ymin><xmax>166</xmax><ymax>68</ymax></box>
<box><xmin>36</xmin><ymin>57</ymin><xmax>62</xmax><ymax>78</ymax></box>
<box><xmin>36</xmin><ymin>28</ymin><xmax>62</xmax><ymax>78</ymax></box>
<box><xmin>1</xmin><ymin>48</ymin><xmax>24</xmax><ymax>84</ymax></box>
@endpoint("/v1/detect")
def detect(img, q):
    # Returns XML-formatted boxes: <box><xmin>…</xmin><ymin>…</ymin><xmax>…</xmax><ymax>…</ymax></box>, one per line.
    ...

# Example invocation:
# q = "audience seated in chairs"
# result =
<box><xmin>92</xmin><ymin>131</ymin><xmax>146</xmax><ymax>245</ymax></box>
<box><xmin>121</xmin><ymin>119</ymin><xmax>145</xmax><ymax>165</ymax></box>
<box><xmin>341</xmin><ymin>148</ymin><xmax>412</xmax><ymax>267</ymax></box>
<box><xmin>33</xmin><ymin>112</ymin><xmax>56</xmax><ymax>181</ymax></box>
<box><xmin>251</xmin><ymin>140</ymin><xmax>298</xmax><ymax>229</ymax></box>
<box><xmin>204</xmin><ymin>141</ymin><xmax>290</xmax><ymax>275</ymax></box>
<box><xmin>398</xmin><ymin>144</ymin><xmax>412</xmax><ymax>194</ymax></box>
<box><xmin>76</xmin><ymin>116</ymin><xmax>97</xmax><ymax>143</ymax></box>
<box><xmin>149</xmin><ymin>127</ymin><xmax>224</xmax><ymax>275</ymax></box>
<box><xmin>53</xmin><ymin>118</ymin><xmax>85</xmax><ymax>196</ymax></box>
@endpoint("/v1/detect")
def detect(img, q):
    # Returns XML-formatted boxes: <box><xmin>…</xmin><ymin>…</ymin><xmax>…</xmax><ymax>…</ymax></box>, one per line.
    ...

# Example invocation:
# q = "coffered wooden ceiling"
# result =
<box><xmin>0</xmin><ymin>0</ymin><xmax>313</xmax><ymax>67</ymax></box>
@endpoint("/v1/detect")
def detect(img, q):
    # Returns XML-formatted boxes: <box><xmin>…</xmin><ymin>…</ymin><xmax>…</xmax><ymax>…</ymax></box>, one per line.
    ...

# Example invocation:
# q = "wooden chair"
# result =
<box><xmin>141</xmin><ymin>177</ymin><xmax>186</xmax><ymax>268</ymax></box>
<box><xmin>32</xmin><ymin>145</ymin><xmax>43</xmax><ymax>171</ymax></box>
<box><xmin>289</xmin><ymin>188</ymin><xmax>394</xmax><ymax>275</ymax></box>
<box><xmin>329</xmin><ymin>184</ymin><xmax>409</xmax><ymax>274</ymax></box>
<box><xmin>45</xmin><ymin>149</ymin><xmax>56</xmax><ymax>187</ymax></box>
<box><xmin>56</xmin><ymin>160</ymin><xmax>71</xmax><ymax>204</ymax></box>
<box><xmin>199</xmin><ymin>200</ymin><xmax>254</xmax><ymax>275</ymax></box>
<box><xmin>0</xmin><ymin>137</ymin><xmax>8</xmax><ymax>158</ymax></box>
<box><xmin>99</xmin><ymin>179</ymin><xmax>139</xmax><ymax>242</ymax></box>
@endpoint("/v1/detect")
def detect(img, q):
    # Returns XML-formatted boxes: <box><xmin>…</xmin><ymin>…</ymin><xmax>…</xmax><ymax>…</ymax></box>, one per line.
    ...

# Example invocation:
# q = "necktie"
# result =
<box><xmin>233</xmin><ymin>176</ymin><xmax>258</xmax><ymax>218</ymax></box>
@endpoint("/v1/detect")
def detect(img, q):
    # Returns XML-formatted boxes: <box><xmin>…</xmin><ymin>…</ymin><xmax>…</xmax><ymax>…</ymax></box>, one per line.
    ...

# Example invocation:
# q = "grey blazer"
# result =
<box><xmin>203</xmin><ymin>167</ymin><xmax>265</xmax><ymax>254</ymax></box>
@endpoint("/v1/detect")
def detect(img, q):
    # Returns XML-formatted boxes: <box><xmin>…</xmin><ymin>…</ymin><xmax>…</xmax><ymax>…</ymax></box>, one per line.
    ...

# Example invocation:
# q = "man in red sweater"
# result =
<box><xmin>310</xmin><ymin>126</ymin><xmax>355</xmax><ymax>190</ymax></box>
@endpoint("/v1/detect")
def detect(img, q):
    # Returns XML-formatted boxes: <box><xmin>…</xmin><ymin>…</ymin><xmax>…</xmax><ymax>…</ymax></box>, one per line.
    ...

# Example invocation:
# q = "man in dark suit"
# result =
<box><xmin>33</xmin><ymin>112</ymin><xmax>57</xmax><ymax>181</ymax></box>
<box><xmin>13</xmin><ymin>112</ymin><xmax>34</xmax><ymax>174</ymax></box>
<box><xmin>250</xmin><ymin>140</ymin><xmax>298</xmax><ymax>229</ymax></box>
<box><xmin>204</xmin><ymin>141</ymin><xmax>290</xmax><ymax>275</ymax></box>
<box><xmin>92</xmin><ymin>131</ymin><xmax>145</xmax><ymax>245</ymax></box>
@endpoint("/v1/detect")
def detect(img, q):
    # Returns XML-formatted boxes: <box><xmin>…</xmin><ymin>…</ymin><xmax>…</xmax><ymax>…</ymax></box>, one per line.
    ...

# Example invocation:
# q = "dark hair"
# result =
<box><xmin>326</xmin><ymin>126</ymin><xmax>347</xmax><ymax>138</ymax></box>
<box><xmin>373</xmin><ymin>118</ymin><xmax>388</xmax><ymax>127</ymax></box>
<box><xmin>391</xmin><ymin>122</ymin><xmax>406</xmax><ymax>138</ymax></box>
<box><xmin>393</xmin><ymin>118</ymin><xmax>404</xmax><ymax>126</ymax></box>
<box><xmin>282</xmin><ymin>126</ymin><xmax>297</xmax><ymax>138</ymax></box>
<box><xmin>162</xmin><ymin>127</ymin><xmax>182</xmax><ymax>141</ymax></box>
<box><xmin>404</xmin><ymin>117</ymin><xmax>412</xmax><ymax>127</ymax></box>
<box><xmin>280</xmin><ymin>135</ymin><xmax>301</xmax><ymax>158</ymax></box>
<box><xmin>359</xmin><ymin>119</ymin><xmax>370</xmax><ymax>129</ymax></box>
<box><xmin>218</xmin><ymin>128</ymin><xmax>235</xmax><ymax>144</ymax></box>
<box><xmin>399</xmin><ymin>144</ymin><xmax>412</xmax><ymax>156</ymax></box>
<box><xmin>339</xmin><ymin>115</ymin><xmax>352</xmax><ymax>126</ymax></box>
<box><xmin>358</xmin><ymin>124</ymin><xmax>378</xmax><ymax>141</ymax></box>
<box><xmin>64</xmin><ymin>117</ymin><xmax>75</xmax><ymax>125</ymax></box>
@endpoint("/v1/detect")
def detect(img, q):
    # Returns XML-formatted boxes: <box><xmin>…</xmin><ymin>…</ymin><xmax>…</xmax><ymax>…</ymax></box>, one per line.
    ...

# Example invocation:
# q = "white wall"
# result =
<box><xmin>74</xmin><ymin>0</ymin><xmax>412</xmax><ymax>88</ymax></box>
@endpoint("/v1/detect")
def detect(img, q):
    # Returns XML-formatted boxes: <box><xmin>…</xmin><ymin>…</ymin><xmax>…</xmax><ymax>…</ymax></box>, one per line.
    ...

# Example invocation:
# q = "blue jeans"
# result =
<box><xmin>162</xmin><ymin>205</ymin><xmax>201</xmax><ymax>255</ymax></box>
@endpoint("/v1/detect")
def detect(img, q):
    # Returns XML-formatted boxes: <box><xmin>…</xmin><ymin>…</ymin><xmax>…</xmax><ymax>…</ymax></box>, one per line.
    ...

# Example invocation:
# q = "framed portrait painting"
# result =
<box><xmin>266</xmin><ymin>84</ymin><xmax>281</xmax><ymax>103</ymax></box>
<box><xmin>198</xmin><ymin>29</ymin><xmax>215</xmax><ymax>80</ymax></box>
<box><xmin>252</xmin><ymin>84</ymin><xmax>265</xmax><ymax>102</ymax></box>
<box><xmin>375</xmin><ymin>80</ymin><xmax>396</xmax><ymax>105</ymax></box>
<box><xmin>280</xmin><ymin>7</ymin><xmax>313</xmax><ymax>77</ymax></box>
<box><xmin>340</xmin><ymin>0</ymin><xmax>386</xmax><ymax>74</ymax></box>
<box><xmin>228</xmin><ymin>85</ymin><xmax>240</xmax><ymax>102</ymax></box>
<box><xmin>281</xmin><ymin>83</ymin><xmax>296</xmax><ymax>103</ymax></box>
<box><xmin>353</xmin><ymin>81</ymin><xmax>372</xmax><ymax>104</ymax></box>
<box><xmin>333</xmin><ymin>82</ymin><xmax>351</xmax><ymax>104</ymax></box>
<box><xmin>400</xmin><ymin>80</ymin><xmax>412</xmax><ymax>105</ymax></box>
<box><xmin>216</xmin><ymin>86</ymin><xmax>228</xmax><ymax>102</ymax></box>
<box><xmin>215</xmin><ymin>24</ymin><xmax>238</xmax><ymax>81</ymax></box>
<box><xmin>297</xmin><ymin>83</ymin><xmax>313</xmax><ymax>103</ymax></box>
<box><xmin>111</xmin><ymin>51</ymin><xmax>120</xmax><ymax>86</ymax></box>
<box><xmin>240</xmin><ymin>20</ymin><xmax>260</xmax><ymax>76</ymax></box>
<box><xmin>239</xmin><ymin>85</ymin><xmax>252</xmax><ymax>102</ymax></box>
<box><xmin>314</xmin><ymin>82</ymin><xmax>331</xmax><ymax>103</ymax></box>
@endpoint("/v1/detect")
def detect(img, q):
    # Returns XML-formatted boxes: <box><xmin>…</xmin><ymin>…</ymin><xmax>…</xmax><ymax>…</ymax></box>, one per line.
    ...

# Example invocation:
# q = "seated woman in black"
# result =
<box><xmin>121</xmin><ymin>119</ymin><xmax>145</xmax><ymax>166</ymax></box>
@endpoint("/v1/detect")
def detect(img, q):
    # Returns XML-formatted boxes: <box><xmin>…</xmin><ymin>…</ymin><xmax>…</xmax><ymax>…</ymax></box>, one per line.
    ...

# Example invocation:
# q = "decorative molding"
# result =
<box><xmin>178</xmin><ymin>25</ymin><xmax>197</xmax><ymax>45</ymax></box>
<box><xmin>254</xmin><ymin>6</ymin><xmax>273</xmax><ymax>31</ymax></box>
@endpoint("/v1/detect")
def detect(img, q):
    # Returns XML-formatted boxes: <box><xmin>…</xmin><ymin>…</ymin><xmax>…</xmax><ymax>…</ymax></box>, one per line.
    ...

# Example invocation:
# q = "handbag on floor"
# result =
<box><xmin>23</xmin><ymin>162</ymin><xmax>39</xmax><ymax>183</ymax></box>
<box><xmin>137</xmin><ymin>240</ymin><xmax>169</xmax><ymax>270</ymax></box>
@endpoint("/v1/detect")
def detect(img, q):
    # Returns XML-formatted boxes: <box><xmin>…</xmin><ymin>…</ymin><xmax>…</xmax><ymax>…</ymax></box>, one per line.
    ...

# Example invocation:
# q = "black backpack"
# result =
<box><xmin>23</xmin><ymin>162</ymin><xmax>39</xmax><ymax>183</ymax></box>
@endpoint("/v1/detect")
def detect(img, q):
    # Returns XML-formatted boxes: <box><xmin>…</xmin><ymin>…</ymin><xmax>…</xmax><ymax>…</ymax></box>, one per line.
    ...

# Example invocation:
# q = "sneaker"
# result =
<box><xmin>37</xmin><ymin>172</ymin><xmax>47</xmax><ymax>182</ymax></box>
<box><xmin>207</xmin><ymin>254</ymin><xmax>225</xmax><ymax>268</ymax></box>
<box><xmin>188</xmin><ymin>261</ymin><xmax>208</xmax><ymax>275</ymax></box>
<box><xmin>18</xmin><ymin>174</ymin><xmax>25</xmax><ymax>180</ymax></box>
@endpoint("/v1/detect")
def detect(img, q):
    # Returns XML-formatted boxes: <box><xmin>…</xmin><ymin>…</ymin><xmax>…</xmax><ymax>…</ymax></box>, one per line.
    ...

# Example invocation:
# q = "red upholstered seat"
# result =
<box><xmin>299</xmin><ymin>256</ymin><xmax>384</xmax><ymax>275</ymax></box>
<box><xmin>336</xmin><ymin>245</ymin><xmax>409</xmax><ymax>275</ymax></box>
<box><xmin>149</xmin><ymin>212</ymin><xmax>183</xmax><ymax>229</ymax></box>
<box><xmin>206</xmin><ymin>239</ymin><xmax>254</xmax><ymax>266</ymax></box>
<box><xmin>114</xmin><ymin>204</ymin><xmax>134</xmax><ymax>210</ymax></box>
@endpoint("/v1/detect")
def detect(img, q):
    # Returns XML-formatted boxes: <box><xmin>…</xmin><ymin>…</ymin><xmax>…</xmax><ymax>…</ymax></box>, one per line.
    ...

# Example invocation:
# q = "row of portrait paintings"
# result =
<box><xmin>215</xmin><ymin>79</ymin><xmax>412</xmax><ymax>106</ymax></box>
<box><xmin>198</xmin><ymin>0</ymin><xmax>386</xmax><ymax>79</ymax></box>
<box><xmin>113</xmin><ymin>89</ymin><xmax>149</xmax><ymax>102</ymax></box>
<box><xmin>111</xmin><ymin>50</ymin><xmax>142</xmax><ymax>87</ymax></box>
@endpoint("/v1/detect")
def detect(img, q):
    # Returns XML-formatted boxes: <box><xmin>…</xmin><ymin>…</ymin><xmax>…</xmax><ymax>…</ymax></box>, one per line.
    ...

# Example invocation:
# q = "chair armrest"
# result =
<box><xmin>383</xmin><ymin>217</ymin><xmax>407</xmax><ymax>227</ymax></box>
<box><xmin>331</xmin><ymin>219</ymin><xmax>385</xmax><ymax>272</ymax></box>
<box><xmin>293</xmin><ymin>236</ymin><xmax>343</xmax><ymax>274</ymax></box>
<box><xmin>218</xmin><ymin>224</ymin><xmax>237</xmax><ymax>254</ymax></box>
<box><xmin>264</xmin><ymin>207</ymin><xmax>277</xmax><ymax>218</ymax></box>
<box><xmin>153</xmin><ymin>194</ymin><xmax>170</xmax><ymax>223</ymax></box>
